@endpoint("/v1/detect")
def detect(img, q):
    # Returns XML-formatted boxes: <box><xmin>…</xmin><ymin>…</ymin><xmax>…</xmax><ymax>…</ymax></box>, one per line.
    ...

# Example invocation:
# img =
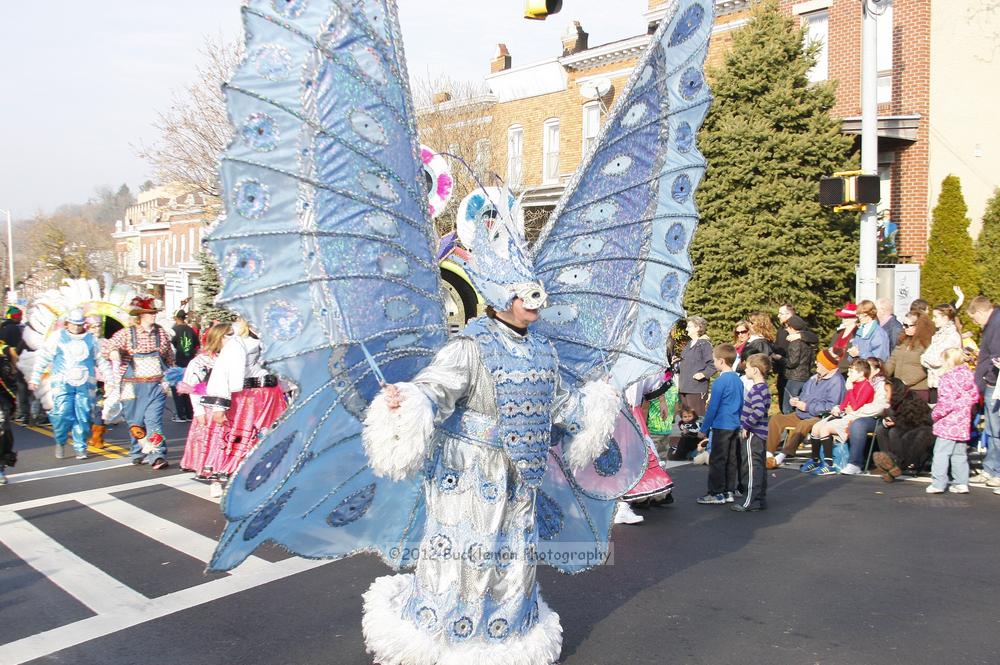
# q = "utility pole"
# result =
<box><xmin>857</xmin><ymin>0</ymin><xmax>881</xmax><ymax>303</ymax></box>
<box><xmin>0</xmin><ymin>208</ymin><xmax>15</xmax><ymax>304</ymax></box>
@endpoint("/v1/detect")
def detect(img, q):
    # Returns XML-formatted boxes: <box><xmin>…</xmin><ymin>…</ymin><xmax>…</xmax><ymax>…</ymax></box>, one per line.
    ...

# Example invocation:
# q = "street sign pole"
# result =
<box><xmin>857</xmin><ymin>0</ymin><xmax>880</xmax><ymax>303</ymax></box>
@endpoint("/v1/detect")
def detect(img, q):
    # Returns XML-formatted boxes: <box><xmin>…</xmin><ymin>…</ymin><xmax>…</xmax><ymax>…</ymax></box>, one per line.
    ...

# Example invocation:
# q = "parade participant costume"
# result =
<box><xmin>202</xmin><ymin>325</ymin><xmax>286</xmax><ymax>480</ymax></box>
<box><xmin>108</xmin><ymin>297</ymin><xmax>175</xmax><ymax>468</ymax></box>
<box><xmin>179</xmin><ymin>349</ymin><xmax>224</xmax><ymax>475</ymax></box>
<box><xmin>0</xmin><ymin>339</ymin><xmax>19</xmax><ymax>484</ymax></box>
<box><xmin>204</xmin><ymin>2</ymin><xmax>712</xmax><ymax>663</ymax></box>
<box><xmin>29</xmin><ymin>309</ymin><xmax>110</xmax><ymax>459</ymax></box>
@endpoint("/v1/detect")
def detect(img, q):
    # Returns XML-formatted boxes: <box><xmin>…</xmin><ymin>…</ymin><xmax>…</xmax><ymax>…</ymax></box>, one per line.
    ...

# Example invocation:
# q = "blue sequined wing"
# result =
<box><xmin>532</xmin><ymin>0</ymin><xmax>714</xmax><ymax>393</ymax></box>
<box><xmin>207</xmin><ymin>0</ymin><xmax>444</xmax><ymax>571</ymax></box>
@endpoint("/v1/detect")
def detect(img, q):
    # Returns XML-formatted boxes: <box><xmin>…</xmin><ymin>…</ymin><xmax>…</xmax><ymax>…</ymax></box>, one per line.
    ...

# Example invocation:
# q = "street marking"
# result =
<box><xmin>0</xmin><ymin>473</ymin><xmax>329</xmax><ymax>664</ymax></box>
<box><xmin>0</xmin><ymin>511</ymin><xmax>150</xmax><ymax>615</ymax></box>
<box><xmin>76</xmin><ymin>492</ymin><xmax>271</xmax><ymax>575</ymax></box>
<box><xmin>4</xmin><ymin>458</ymin><xmax>136</xmax><ymax>484</ymax></box>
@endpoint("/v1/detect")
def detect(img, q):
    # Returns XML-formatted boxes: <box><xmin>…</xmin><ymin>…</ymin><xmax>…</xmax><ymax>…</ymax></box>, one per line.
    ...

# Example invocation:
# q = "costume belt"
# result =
<box><xmin>243</xmin><ymin>375</ymin><xmax>278</xmax><ymax>389</ymax></box>
<box><xmin>439</xmin><ymin>408</ymin><xmax>500</xmax><ymax>448</ymax></box>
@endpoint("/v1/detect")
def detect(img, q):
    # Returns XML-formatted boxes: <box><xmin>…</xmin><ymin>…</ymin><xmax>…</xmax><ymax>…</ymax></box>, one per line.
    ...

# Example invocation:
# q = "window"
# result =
<box><xmin>582</xmin><ymin>102</ymin><xmax>601</xmax><ymax>155</ymax></box>
<box><xmin>875</xmin><ymin>0</ymin><xmax>893</xmax><ymax>103</ymax></box>
<box><xmin>803</xmin><ymin>10</ymin><xmax>829</xmax><ymax>82</ymax></box>
<box><xmin>542</xmin><ymin>118</ymin><xmax>560</xmax><ymax>183</ymax></box>
<box><xmin>507</xmin><ymin>125</ymin><xmax>523</xmax><ymax>188</ymax></box>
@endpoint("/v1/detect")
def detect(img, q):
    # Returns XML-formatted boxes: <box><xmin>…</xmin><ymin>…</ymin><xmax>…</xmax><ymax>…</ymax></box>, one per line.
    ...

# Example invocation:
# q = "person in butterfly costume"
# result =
<box><xmin>204</xmin><ymin>2</ymin><xmax>713</xmax><ymax>664</ymax></box>
<box><xmin>359</xmin><ymin>204</ymin><xmax>621</xmax><ymax>663</ymax></box>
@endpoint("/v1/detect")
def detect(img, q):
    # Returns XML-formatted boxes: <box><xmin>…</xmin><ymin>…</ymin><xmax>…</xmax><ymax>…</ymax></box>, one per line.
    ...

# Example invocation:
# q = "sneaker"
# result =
<box><xmin>54</xmin><ymin>445</ymin><xmax>66</xmax><ymax>459</ymax></box>
<box><xmin>171</xmin><ymin>415</ymin><xmax>185</xmax><ymax>423</ymax></box>
<box><xmin>799</xmin><ymin>459</ymin><xmax>819</xmax><ymax>473</ymax></box>
<box><xmin>614</xmin><ymin>501</ymin><xmax>644</xmax><ymax>524</ymax></box>
<box><xmin>0</xmin><ymin>467</ymin><xmax>7</xmax><ymax>485</ymax></box>
<box><xmin>948</xmin><ymin>484</ymin><xmax>970</xmax><ymax>494</ymax></box>
<box><xmin>151</xmin><ymin>458</ymin><xmax>169</xmax><ymax>470</ymax></box>
<box><xmin>209</xmin><ymin>481</ymin><xmax>225</xmax><ymax>499</ymax></box>
<box><xmin>811</xmin><ymin>463</ymin><xmax>837</xmax><ymax>476</ymax></box>
<box><xmin>731</xmin><ymin>502</ymin><xmax>765</xmax><ymax>512</ymax></box>
<box><xmin>696</xmin><ymin>493</ymin><xmax>727</xmax><ymax>505</ymax></box>
<box><xmin>840</xmin><ymin>463</ymin><xmax>862</xmax><ymax>475</ymax></box>
<box><xmin>925</xmin><ymin>485</ymin><xmax>945</xmax><ymax>494</ymax></box>
<box><xmin>993</xmin><ymin>488</ymin><xmax>1000</xmax><ymax>496</ymax></box>
<box><xmin>970</xmin><ymin>471</ymin><xmax>993</xmax><ymax>484</ymax></box>
<box><xmin>75</xmin><ymin>452</ymin><xmax>88</xmax><ymax>460</ymax></box>
<box><xmin>725</xmin><ymin>491</ymin><xmax>735</xmax><ymax>503</ymax></box>
<box><xmin>131</xmin><ymin>457</ymin><xmax>144</xmax><ymax>465</ymax></box>
<box><xmin>987</xmin><ymin>477</ymin><xmax>1000</xmax><ymax>488</ymax></box>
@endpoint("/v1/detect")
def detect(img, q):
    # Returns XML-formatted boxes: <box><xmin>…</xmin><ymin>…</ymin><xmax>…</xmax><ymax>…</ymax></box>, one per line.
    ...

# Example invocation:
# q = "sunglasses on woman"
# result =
<box><xmin>736</xmin><ymin>329</ymin><xmax>749</xmax><ymax>334</ymax></box>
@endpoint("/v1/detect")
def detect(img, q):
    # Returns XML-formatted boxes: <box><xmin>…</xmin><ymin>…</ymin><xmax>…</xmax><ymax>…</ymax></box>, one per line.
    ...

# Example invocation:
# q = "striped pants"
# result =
<box><xmin>738</xmin><ymin>432</ymin><xmax>767</xmax><ymax>509</ymax></box>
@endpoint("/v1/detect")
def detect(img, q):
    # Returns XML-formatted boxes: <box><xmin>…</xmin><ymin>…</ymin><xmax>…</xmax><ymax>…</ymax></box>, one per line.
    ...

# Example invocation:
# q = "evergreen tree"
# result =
<box><xmin>976</xmin><ymin>188</ymin><xmax>1000</xmax><ymax>303</ymax></box>
<box><xmin>195</xmin><ymin>250</ymin><xmax>237</xmax><ymax>323</ymax></box>
<box><xmin>922</xmin><ymin>175</ymin><xmax>981</xmax><ymax>310</ymax></box>
<box><xmin>685</xmin><ymin>0</ymin><xmax>856</xmax><ymax>340</ymax></box>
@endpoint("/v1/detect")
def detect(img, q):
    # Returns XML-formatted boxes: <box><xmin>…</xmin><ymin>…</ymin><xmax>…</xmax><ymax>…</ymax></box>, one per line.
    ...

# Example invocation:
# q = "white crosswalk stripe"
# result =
<box><xmin>0</xmin><ymin>474</ymin><xmax>328</xmax><ymax>665</ymax></box>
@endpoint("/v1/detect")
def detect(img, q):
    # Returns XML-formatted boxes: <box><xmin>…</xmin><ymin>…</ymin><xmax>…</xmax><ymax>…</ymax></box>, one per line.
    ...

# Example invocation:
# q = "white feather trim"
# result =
<box><xmin>362</xmin><ymin>574</ymin><xmax>562</xmax><ymax>665</ymax></box>
<box><xmin>362</xmin><ymin>382</ymin><xmax>435</xmax><ymax>482</ymax></box>
<box><xmin>566</xmin><ymin>380</ymin><xmax>622</xmax><ymax>472</ymax></box>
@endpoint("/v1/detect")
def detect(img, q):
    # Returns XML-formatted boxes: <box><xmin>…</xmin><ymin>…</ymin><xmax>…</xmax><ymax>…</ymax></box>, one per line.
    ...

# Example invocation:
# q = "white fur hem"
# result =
<box><xmin>362</xmin><ymin>574</ymin><xmax>562</xmax><ymax>665</ymax></box>
<box><xmin>362</xmin><ymin>383</ymin><xmax>435</xmax><ymax>481</ymax></box>
<box><xmin>566</xmin><ymin>380</ymin><xmax>622</xmax><ymax>472</ymax></box>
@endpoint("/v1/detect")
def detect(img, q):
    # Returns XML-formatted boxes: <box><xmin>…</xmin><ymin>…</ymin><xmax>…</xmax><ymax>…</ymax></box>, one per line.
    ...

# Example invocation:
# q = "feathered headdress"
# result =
<box><xmin>454</xmin><ymin>187</ymin><xmax>547</xmax><ymax>311</ymax></box>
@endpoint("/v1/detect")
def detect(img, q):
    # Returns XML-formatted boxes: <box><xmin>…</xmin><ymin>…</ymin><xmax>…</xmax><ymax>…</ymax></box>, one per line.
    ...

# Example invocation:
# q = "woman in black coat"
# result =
<box><xmin>676</xmin><ymin>316</ymin><xmax>715</xmax><ymax>417</ymax></box>
<box><xmin>871</xmin><ymin>377</ymin><xmax>934</xmax><ymax>482</ymax></box>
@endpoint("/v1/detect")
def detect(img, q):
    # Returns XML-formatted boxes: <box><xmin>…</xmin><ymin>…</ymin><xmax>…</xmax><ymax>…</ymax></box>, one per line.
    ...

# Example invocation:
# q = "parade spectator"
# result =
<box><xmin>840</xmin><ymin>357</ymin><xmax>888</xmax><ymax>475</ymax></box>
<box><xmin>780</xmin><ymin>315</ymin><xmax>817</xmax><ymax>413</ymax></box>
<box><xmin>801</xmin><ymin>358</ymin><xmax>875</xmax><ymax>475</ymax></box>
<box><xmin>170</xmin><ymin>310</ymin><xmax>199</xmax><ymax>423</ymax></box>
<box><xmin>876</xmin><ymin>298</ymin><xmax>904</xmax><ymax>354</ymax></box>
<box><xmin>871</xmin><ymin>378</ymin><xmax>935</xmax><ymax>482</ymax></box>
<box><xmin>909</xmin><ymin>299</ymin><xmax>930</xmax><ymax>316</ymax></box>
<box><xmin>697</xmin><ymin>343</ymin><xmax>743</xmax><ymax>505</ymax></box>
<box><xmin>737</xmin><ymin>311</ymin><xmax>775</xmax><ymax>374</ymax></box>
<box><xmin>677</xmin><ymin>316</ymin><xmax>714</xmax><ymax>417</ymax></box>
<box><xmin>0</xmin><ymin>306</ymin><xmax>30</xmax><ymax>425</ymax></box>
<box><xmin>884</xmin><ymin>311</ymin><xmax>932</xmax><ymax>403</ymax></box>
<box><xmin>830</xmin><ymin>303</ymin><xmax>859</xmax><ymax>362</ymax></box>
<box><xmin>0</xmin><ymin>329</ymin><xmax>19</xmax><ymax>484</ymax></box>
<box><xmin>767</xmin><ymin>349</ymin><xmax>846</xmax><ymax>468</ymax></box>
<box><xmin>847</xmin><ymin>299</ymin><xmax>890</xmax><ymax>362</ymax></box>
<box><xmin>665</xmin><ymin>407</ymin><xmax>706</xmax><ymax>460</ymax></box>
<box><xmin>773</xmin><ymin>303</ymin><xmax>796</xmax><ymax>408</ymax></box>
<box><xmin>920</xmin><ymin>303</ymin><xmax>963</xmax><ymax>394</ymax></box>
<box><xmin>732</xmin><ymin>319</ymin><xmax>751</xmax><ymax>359</ymax></box>
<box><xmin>967</xmin><ymin>296</ymin><xmax>1000</xmax><ymax>486</ymax></box>
<box><xmin>733</xmin><ymin>353</ymin><xmax>771</xmax><ymax>512</ymax></box>
<box><xmin>926</xmin><ymin>348</ymin><xmax>979</xmax><ymax>494</ymax></box>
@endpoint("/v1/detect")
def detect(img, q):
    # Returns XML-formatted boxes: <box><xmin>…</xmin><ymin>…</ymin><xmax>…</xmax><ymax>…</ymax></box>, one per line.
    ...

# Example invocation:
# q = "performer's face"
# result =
<box><xmin>67</xmin><ymin>322</ymin><xmax>85</xmax><ymax>334</ymax></box>
<box><xmin>506</xmin><ymin>298</ymin><xmax>540</xmax><ymax>327</ymax></box>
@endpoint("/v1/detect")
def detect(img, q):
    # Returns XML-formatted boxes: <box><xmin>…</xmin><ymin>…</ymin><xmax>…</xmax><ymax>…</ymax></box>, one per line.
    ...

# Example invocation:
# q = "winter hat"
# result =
<box><xmin>816</xmin><ymin>347</ymin><xmax>840</xmax><ymax>372</ymax></box>
<box><xmin>835</xmin><ymin>302</ymin><xmax>858</xmax><ymax>318</ymax></box>
<box><xmin>785</xmin><ymin>315</ymin><xmax>808</xmax><ymax>331</ymax></box>
<box><xmin>66</xmin><ymin>308</ymin><xmax>86</xmax><ymax>326</ymax></box>
<box><xmin>4</xmin><ymin>305</ymin><xmax>22</xmax><ymax>321</ymax></box>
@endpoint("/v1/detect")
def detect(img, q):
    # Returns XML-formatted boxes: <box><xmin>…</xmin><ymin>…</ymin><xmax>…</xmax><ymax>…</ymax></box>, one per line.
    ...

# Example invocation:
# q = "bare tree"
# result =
<box><xmin>138</xmin><ymin>38</ymin><xmax>242</xmax><ymax>204</ymax></box>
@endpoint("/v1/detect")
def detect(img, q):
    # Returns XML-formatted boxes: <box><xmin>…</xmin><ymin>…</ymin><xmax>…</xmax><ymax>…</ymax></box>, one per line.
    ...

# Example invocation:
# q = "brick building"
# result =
<box><xmin>419</xmin><ymin>0</ymin><xmax>998</xmax><ymax>263</ymax></box>
<box><xmin>112</xmin><ymin>184</ymin><xmax>215</xmax><ymax>315</ymax></box>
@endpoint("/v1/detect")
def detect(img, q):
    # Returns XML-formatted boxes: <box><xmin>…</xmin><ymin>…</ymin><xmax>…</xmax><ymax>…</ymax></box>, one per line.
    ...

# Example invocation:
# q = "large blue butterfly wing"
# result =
<box><xmin>207</xmin><ymin>0</ymin><xmax>444</xmax><ymax>571</ymax></box>
<box><xmin>533</xmin><ymin>0</ymin><xmax>713</xmax><ymax>391</ymax></box>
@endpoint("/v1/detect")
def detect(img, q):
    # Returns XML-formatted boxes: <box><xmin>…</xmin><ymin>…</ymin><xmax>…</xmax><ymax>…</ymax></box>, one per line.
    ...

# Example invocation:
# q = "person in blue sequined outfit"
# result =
<box><xmin>361</xmin><ymin>295</ymin><xmax>621</xmax><ymax>665</ymax></box>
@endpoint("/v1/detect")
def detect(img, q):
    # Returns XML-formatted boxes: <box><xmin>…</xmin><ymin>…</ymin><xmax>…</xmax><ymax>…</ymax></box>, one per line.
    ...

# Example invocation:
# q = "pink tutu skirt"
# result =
<box><xmin>179</xmin><ymin>417</ymin><xmax>227</xmax><ymax>476</ymax></box>
<box><xmin>625</xmin><ymin>447</ymin><xmax>674</xmax><ymax>502</ymax></box>
<box><xmin>203</xmin><ymin>386</ymin><xmax>287</xmax><ymax>478</ymax></box>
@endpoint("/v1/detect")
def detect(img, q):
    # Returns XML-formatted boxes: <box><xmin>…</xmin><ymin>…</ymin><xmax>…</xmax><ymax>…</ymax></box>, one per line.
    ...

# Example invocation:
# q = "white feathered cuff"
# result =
<box><xmin>565</xmin><ymin>380</ymin><xmax>622</xmax><ymax>472</ymax></box>
<box><xmin>362</xmin><ymin>382</ymin><xmax>436</xmax><ymax>481</ymax></box>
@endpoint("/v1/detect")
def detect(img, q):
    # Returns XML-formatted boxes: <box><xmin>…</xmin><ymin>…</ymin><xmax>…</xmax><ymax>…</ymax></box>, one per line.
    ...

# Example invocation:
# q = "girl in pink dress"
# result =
<box><xmin>178</xmin><ymin>323</ymin><xmax>231</xmax><ymax>477</ymax></box>
<box><xmin>202</xmin><ymin>320</ymin><xmax>287</xmax><ymax>498</ymax></box>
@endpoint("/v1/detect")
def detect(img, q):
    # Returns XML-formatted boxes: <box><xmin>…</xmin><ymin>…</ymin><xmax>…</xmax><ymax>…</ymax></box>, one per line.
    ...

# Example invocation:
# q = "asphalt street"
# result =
<box><xmin>2</xmin><ymin>418</ymin><xmax>999</xmax><ymax>665</ymax></box>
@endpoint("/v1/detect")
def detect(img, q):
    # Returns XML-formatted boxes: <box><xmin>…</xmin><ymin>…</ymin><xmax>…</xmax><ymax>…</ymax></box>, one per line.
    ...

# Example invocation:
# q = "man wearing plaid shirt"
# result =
<box><xmin>109</xmin><ymin>297</ymin><xmax>175</xmax><ymax>469</ymax></box>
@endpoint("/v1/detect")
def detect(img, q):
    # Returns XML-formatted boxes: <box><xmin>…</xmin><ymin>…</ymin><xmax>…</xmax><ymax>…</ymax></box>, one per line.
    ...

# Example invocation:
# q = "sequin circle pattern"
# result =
<box><xmin>233</xmin><ymin>179</ymin><xmax>271</xmax><ymax>219</ymax></box>
<box><xmin>245</xmin><ymin>432</ymin><xmax>295</xmax><ymax>492</ymax></box>
<box><xmin>679</xmin><ymin>67</ymin><xmax>704</xmax><ymax>100</ymax></box>
<box><xmin>240</xmin><ymin>113</ymin><xmax>279</xmax><ymax>151</ymax></box>
<box><xmin>271</xmin><ymin>0</ymin><xmax>307</xmax><ymax>18</ymax></box>
<box><xmin>675</xmin><ymin>121</ymin><xmax>694</xmax><ymax>153</ymax></box>
<box><xmin>672</xmin><ymin>174</ymin><xmax>692</xmax><ymax>204</ymax></box>
<box><xmin>243</xmin><ymin>489</ymin><xmax>295</xmax><ymax>540</ymax></box>
<box><xmin>641</xmin><ymin>319</ymin><xmax>664</xmax><ymax>350</ymax></box>
<box><xmin>326</xmin><ymin>483</ymin><xmax>376</xmax><ymax>527</ymax></box>
<box><xmin>669</xmin><ymin>3</ymin><xmax>706</xmax><ymax>47</ymax></box>
<box><xmin>593</xmin><ymin>440</ymin><xmax>623</xmax><ymax>477</ymax></box>
<box><xmin>536</xmin><ymin>490</ymin><xmax>564</xmax><ymax>541</ymax></box>
<box><xmin>223</xmin><ymin>245</ymin><xmax>264</xmax><ymax>281</ymax></box>
<box><xmin>665</xmin><ymin>223</ymin><xmax>687</xmax><ymax>253</ymax></box>
<box><xmin>660</xmin><ymin>272</ymin><xmax>680</xmax><ymax>301</ymax></box>
<box><xmin>264</xmin><ymin>300</ymin><xmax>303</xmax><ymax>341</ymax></box>
<box><xmin>253</xmin><ymin>44</ymin><xmax>293</xmax><ymax>81</ymax></box>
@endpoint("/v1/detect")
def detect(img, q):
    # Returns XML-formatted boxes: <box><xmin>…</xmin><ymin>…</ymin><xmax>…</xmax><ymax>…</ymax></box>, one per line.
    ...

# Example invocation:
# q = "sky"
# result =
<box><xmin>0</xmin><ymin>0</ymin><xmax>647</xmax><ymax>221</ymax></box>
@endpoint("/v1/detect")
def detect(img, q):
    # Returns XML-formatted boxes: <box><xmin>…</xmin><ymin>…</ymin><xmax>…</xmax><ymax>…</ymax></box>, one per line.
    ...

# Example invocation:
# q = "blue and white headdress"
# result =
<box><xmin>455</xmin><ymin>187</ymin><xmax>547</xmax><ymax>311</ymax></box>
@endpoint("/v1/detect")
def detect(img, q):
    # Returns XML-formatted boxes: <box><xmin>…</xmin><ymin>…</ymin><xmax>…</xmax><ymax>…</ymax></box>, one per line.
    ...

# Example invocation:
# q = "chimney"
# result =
<box><xmin>491</xmin><ymin>43</ymin><xmax>512</xmax><ymax>73</ymax></box>
<box><xmin>561</xmin><ymin>21</ymin><xmax>588</xmax><ymax>56</ymax></box>
<box><xmin>432</xmin><ymin>91</ymin><xmax>452</xmax><ymax>104</ymax></box>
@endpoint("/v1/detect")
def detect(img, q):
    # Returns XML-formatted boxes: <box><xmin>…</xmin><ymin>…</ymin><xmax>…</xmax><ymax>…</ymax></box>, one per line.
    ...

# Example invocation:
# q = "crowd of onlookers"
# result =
<box><xmin>654</xmin><ymin>295</ymin><xmax>999</xmax><ymax>507</ymax></box>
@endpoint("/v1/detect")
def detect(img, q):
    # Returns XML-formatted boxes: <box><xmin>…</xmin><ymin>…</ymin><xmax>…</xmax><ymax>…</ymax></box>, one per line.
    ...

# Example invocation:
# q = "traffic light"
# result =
<box><xmin>524</xmin><ymin>0</ymin><xmax>563</xmax><ymax>20</ymax></box>
<box><xmin>819</xmin><ymin>173</ymin><xmax>880</xmax><ymax>209</ymax></box>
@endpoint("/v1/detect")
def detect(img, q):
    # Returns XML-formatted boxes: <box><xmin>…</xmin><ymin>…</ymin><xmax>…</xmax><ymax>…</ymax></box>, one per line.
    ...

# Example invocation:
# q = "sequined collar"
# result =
<box><xmin>491</xmin><ymin>316</ymin><xmax>529</xmax><ymax>340</ymax></box>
